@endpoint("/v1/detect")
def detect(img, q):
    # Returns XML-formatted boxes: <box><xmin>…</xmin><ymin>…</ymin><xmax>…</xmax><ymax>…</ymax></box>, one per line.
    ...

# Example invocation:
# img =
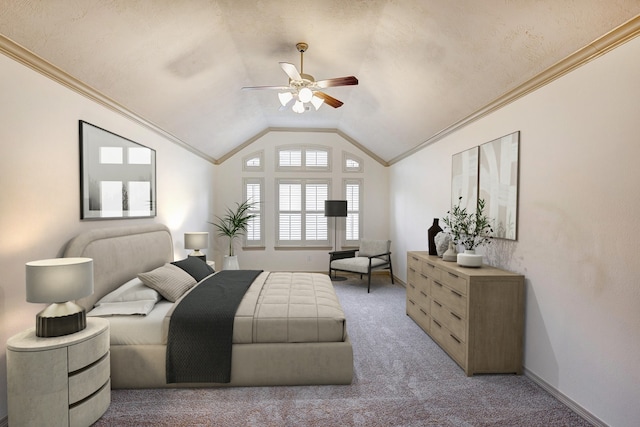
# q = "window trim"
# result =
<box><xmin>243</xmin><ymin>177</ymin><xmax>264</xmax><ymax>248</ymax></box>
<box><xmin>276</xmin><ymin>145</ymin><xmax>332</xmax><ymax>172</ymax></box>
<box><xmin>276</xmin><ymin>178</ymin><xmax>331</xmax><ymax>247</ymax></box>
<box><xmin>343</xmin><ymin>178</ymin><xmax>363</xmax><ymax>246</ymax></box>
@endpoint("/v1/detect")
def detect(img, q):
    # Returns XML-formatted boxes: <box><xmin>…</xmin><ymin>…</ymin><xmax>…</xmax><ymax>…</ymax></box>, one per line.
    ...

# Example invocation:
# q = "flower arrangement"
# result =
<box><xmin>211</xmin><ymin>200</ymin><xmax>256</xmax><ymax>256</ymax></box>
<box><xmin>442</xmin><ymin>196</ymin><xmax>493</xmax><ymax>251</ymax></box>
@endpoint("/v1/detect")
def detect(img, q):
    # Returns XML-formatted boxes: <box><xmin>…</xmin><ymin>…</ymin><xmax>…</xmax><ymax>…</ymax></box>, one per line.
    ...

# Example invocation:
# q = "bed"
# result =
<box><xmin>62</xmin><ymin>224</ymin><xmax>353</xmax><ymax>388</ymax></box>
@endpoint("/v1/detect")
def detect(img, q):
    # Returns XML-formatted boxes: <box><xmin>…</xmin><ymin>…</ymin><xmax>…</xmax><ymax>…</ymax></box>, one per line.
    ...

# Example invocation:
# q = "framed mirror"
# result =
<box><xmin>80</xmin><ymin>121</ymin><xmax>156</xmax><ymax>219</ymax></box>
<box><xmin>479</xmin><ymin>131</ymin><xmax>520</xmax><ymax>240</ymax></box>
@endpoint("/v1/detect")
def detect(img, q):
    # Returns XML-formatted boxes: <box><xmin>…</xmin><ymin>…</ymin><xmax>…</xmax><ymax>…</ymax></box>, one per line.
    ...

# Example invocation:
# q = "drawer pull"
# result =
<box><xmin>409</xmin><ymin>283</ymin><xmax>415</xmax><ymax>289</ymax></box>
<box><xmin>411</xmin><ymin>256</ymin><xmax>418</xmax><ymax>261</ymax></box>
<box><xmin>433</xmin><ymin>319</ymin><xmax>442</xmax><ymax>328</ymax></box>
<box><xmin>419</xmin><ymin>308</ymin><xmax>427</xmax><ymax>316</ymax></box>
<box><xmin>420</xmin><ymin>274</ymin><xmax>428</xmax><ymax>279</ymax></box>
<box><xmin>408</xmin><ymin>299</ymin><xmax>415</xmax><ymax>306</ymax></box>
<box><xmin>409</xmin><ymin>267</ymin><xmax>416</xmax><ymax>272</ymax></box>
<box><xmin>420</xmin><ymin>291</ymin><xmax>427</xmax><ymax>297</ymax></box>
<box><xmin>450</xmin><ymin>334</ymin><xmax>461</xmax><ymax>344</ymax></box>
<box><xmin>448</xmin><ymin>272</ymin><xmax>459</xmax><ymax>279</ymax></box>
<box><xmin>426</xmin><ymin>263</ymin><xmax>435</xmax><ymax>269</ymax></box>
<box><xmin>434</xmin><ymin>281</ymin><xmax>443</xmax><ymax>288</ymax></box>
<box><xmin>450</xmin><ymin>312</ymin><xmax>461</xmax><ymax>320</ymax></box>
<box><xmin>434</xmin><ymin>300</ymin><xmax>442</xmax><ymax>307</ymax></box>
<box><xmin>451</xmin><ymin>289</ymin><xmax>462</xmax><ymax>298</ymax></box>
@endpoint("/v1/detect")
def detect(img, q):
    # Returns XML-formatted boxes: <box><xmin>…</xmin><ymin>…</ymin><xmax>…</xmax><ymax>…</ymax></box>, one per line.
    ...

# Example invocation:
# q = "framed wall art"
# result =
<box><xmin>479</xmin><ymin>131</ymin><xmax>520</xmax><ymax>240</ymax></box>
<box><xmin>80</xmin><ymin>120</ymin><xmax>156</xmax><ymax>219</ymax></box>
<box><xmin>451</xmin><ymin>146</ymin><xmax>478</xmax><ymax>213</ymax></box>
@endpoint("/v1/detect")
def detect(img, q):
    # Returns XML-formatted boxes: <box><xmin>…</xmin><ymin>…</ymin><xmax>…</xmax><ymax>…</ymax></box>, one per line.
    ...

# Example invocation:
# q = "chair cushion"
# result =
<box><xmin>331</xmin><ymin>257</ymin><xmax>389</xmax><ymax>274</ymax></box>
<box><xmin>358</xmin><ymin>239</ymin><xmax>390</xmax><ymax>257</ymax></box>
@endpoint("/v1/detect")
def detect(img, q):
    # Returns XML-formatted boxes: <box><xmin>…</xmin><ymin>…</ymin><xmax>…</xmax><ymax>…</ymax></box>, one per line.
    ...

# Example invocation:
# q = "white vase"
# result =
<box><xmin>223</xmin><ymin>255</ymin><xmax>239</xmax><ymax>270</ymax></box>
<box><xmin>457</xmin><ymin>249</ymin><xmax>483</xmax><ymax>267</ymax></box>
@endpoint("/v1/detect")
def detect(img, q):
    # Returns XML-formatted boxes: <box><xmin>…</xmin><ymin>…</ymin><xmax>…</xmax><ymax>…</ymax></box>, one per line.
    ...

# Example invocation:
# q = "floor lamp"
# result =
<box><xmin>325</xmin><ymin>200</ymin><xmax>348</xmax><ymax>281</ymax></box>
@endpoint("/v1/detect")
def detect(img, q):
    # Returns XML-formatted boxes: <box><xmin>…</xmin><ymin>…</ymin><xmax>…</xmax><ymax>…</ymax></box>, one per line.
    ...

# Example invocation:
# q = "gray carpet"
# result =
<box><xmin>93</xmin><ymin>273</ymin><xmax>590</xmax><ymax>426</ymax></box>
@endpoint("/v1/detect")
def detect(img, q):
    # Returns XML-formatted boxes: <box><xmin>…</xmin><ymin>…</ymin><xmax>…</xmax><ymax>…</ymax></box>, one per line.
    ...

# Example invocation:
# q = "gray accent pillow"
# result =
<box><xmin>138</xmin><ymin>263</ymin><xmax>197</xmax><ymax>302</ymax></box>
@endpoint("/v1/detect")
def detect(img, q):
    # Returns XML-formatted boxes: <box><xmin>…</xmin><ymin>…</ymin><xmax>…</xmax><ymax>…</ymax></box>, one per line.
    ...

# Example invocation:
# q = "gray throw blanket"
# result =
<box><xmin>166</xmin><ymin>269</ymin><xmax>263</xmax><ymax>383</ymax></box>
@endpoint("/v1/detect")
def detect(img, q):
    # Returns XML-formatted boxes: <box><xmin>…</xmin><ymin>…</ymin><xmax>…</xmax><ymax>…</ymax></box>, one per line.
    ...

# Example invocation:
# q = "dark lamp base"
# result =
<box><xmin>35</xmin><ymin>302</ymin><xmax>87</xmax><ymax>337</ymax></box>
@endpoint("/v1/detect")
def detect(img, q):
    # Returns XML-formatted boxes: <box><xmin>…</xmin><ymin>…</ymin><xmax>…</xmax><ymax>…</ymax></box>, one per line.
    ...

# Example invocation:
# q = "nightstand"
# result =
<box><xmin>7</xmin><ymin>318</ymin><xmax>111</xmax><ymax>427</ymax></box>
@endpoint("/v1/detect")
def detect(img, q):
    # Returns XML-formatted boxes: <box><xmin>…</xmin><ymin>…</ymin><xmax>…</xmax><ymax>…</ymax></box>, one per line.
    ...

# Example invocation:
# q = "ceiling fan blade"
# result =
<box><xmin>315</xmin><ymin>76</ymin><xmax>359</xmax><ymax>88</ymax></box>
<box><xmin>242</xmin><ymin>85</ymin><xmax>292</xmax><ymax>91</ymax></box>
<box><xmin>280</xmin><ymin>62</ymin><xmax>302</xmax><ymax>81</ymax></box>
<box><xmin>313</xmin><ymin>91</ymin><xmax>344</xmax><ymax>108</ymax></box>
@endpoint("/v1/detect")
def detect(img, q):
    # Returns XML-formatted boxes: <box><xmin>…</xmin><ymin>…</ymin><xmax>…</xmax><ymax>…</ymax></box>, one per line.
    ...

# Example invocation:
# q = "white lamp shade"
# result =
<box><xmin>292</xmin><ymin>100</ymin><xmax>305</xmax><ymax>114</ymax></box>
<box><xmin>185</xmin><ymin>232</ymin><xmax>208</xmax><ymax>250</ymax></box>
<box><xmin>278</xmin><ymin>92</ymin><xmax>294</xmax><ymax>106</ymax></box>
<box><xmin>310</xmin><ymin>95</ymin><xmax>324</xmax><ymax>110</ymax></box>
<box><xmin>26</xmin><ymin>258</ymin><xmax>94</xmax><ymax>303</ymax></box>
<box><xmin>298</xmin><ymin>87</ymin><xmax>313</xmax><ymax>103</ymax></box>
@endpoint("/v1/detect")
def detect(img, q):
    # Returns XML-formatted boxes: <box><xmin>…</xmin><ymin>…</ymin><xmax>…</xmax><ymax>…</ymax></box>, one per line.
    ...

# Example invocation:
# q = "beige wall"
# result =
<box><xmin>0</xmin><ymin>53</ymin><xmax>215</xmax><ymax>418</ymax></box>
<box><xmin>390</xmin><ymin>35</ymin><xmax>640</xmax><ymax>427</ymax></box>
<box><xmin>214</xmin><ymin>130</ymin><xmax>390</xmax><ymax>272</ymax></box>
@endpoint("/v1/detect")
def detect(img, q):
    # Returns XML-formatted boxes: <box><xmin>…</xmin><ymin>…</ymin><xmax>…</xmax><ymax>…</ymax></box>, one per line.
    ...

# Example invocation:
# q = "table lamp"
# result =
<box><xmin>26</xmin><ymin>257</ymin><xmax>94</xmax><ymax>337</ymax></box>
<box><xmin>185</xmin><ymin>232</ymin><xmax>208</xmax><ymax>261</ymax></box>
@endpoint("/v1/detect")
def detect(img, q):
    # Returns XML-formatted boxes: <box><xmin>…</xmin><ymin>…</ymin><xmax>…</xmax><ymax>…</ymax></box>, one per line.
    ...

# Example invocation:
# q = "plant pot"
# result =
<box><xmin>457</xmin><ymin>250</ymin><xmax>483</xmax><ymax>267</ymax></box>
<box><xmin>223</xmin><ymin>255</ymin><xmax>239</xmax><ymax>270</ymax></box>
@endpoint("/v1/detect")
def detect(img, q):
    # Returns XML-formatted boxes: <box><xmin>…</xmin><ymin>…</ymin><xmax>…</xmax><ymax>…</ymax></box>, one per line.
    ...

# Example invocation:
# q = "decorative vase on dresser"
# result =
<box><xmin>6</xmin><ymin>318</ymin><xmax>111</xmax><ymax>427</ymax></box>
<box><xmin>457</xmin><ymin>249</ymin><xmax>483</xmax><ymax>267</ymax></box>
<box><xmin>406</xmin><ymin>251</ymin><xmax>524</xmax><ymax>376</ymax></box>
<box><xmin>427</xmin><ymin>218</ymin><xmax>443</xmax><ymax>255</ymax></box>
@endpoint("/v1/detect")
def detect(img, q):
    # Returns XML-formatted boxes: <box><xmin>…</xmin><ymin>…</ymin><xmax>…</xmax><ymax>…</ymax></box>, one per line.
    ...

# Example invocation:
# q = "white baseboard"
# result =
<box><xmin>523</xmin><ymin>367</ymin><xmax>607</xmax><ymax>427</ymax></box>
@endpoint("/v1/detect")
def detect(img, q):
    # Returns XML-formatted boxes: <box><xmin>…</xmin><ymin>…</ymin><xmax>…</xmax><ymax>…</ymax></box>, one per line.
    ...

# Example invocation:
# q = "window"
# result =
<box><xmin>344</xmin><ymin>179</ymin><xmax>362</xmax><ymax>245</ymax></box>
<box><xmin>243</xmin><ymin>151</ymin><xmax>264</xmax><ymax>172</ymax></box>
<box><xmin>277</xmin><ymin>146</ymin><xmax>331</xmax><ymax>171</ymax></box>
<box><xmin>277</xmin><ymin>179</ymin><xmax>330</xmax><ymax>246</ymax></box>
<box><xmin>343</xmin><ymin>152</ymin><xmax>363</xmax><ymax>173</ymax></box>
<box><xmin>243</xmin><ymin>178</ymin><xmax>264</xmax><ymax>247</ymax></box>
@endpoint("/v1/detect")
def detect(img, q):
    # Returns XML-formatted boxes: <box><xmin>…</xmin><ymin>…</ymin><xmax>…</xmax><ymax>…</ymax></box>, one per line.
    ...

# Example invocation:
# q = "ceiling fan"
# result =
<box><xmin>242</xmin><ymin>42</ymin><xmax>358</xmax><ymax>113</ymax></box>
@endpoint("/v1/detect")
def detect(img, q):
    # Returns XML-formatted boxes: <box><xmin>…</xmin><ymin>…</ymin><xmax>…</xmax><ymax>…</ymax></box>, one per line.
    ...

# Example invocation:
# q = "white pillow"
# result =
<box><xmin>88</xmin><ymin>300</ymin><xmax>157</xmax><ymax>317</ymax></box>
<box><xmin>95</xmin><ymin>277</ymin><xmax>161</xmax><ymax>306</ymax></box>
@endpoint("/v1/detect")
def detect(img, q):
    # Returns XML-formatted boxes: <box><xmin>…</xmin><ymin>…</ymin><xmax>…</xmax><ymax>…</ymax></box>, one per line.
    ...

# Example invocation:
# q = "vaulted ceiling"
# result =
<box><xmin>1</xmin><ymin>1</ymin><xmax>639</xmax><ymax>164</ymax></box>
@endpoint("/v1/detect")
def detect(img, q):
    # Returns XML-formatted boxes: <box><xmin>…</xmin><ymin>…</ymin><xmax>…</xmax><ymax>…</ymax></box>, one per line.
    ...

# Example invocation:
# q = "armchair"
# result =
<box><xmin>329</xmin><ymin>239</ymin><xmax>394</xmax><ymax>293</ymax></box>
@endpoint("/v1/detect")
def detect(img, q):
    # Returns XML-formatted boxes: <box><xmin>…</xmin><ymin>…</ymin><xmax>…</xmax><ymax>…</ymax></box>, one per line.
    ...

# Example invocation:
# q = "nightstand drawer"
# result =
<box><xmin>439</xmin><ymin>270</ymin><xmax>467</xmax><ymax>295</ymax></box>
<box><xmin>68</xmin><ymin>329</ymin><xmax>109</xmax><ymax>372</ymax></box>
<box><xmin>69</xmin><ymin>352</ymin><xmax>110</xmax><ymax>405</ymax></box>
<box><xmin>431</xmin><ymin>299</ymin><xmax>466</xmax><ymax>342</ymax></box>
<box><xmin>69</xmin><ymin>379</ymin><xmax>111</xmax><ymax>427</ymax></box>
<box><xmin>431</xmin><ymin>279</ymin><xmax>467</xmax><ymax>316</ymax></box>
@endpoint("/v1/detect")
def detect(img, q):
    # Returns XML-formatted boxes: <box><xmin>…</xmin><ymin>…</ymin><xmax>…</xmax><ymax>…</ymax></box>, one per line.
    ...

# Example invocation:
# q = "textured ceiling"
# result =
<box><xmin>1</xmin><ymin>1</ymin><xmax>639</xmax><ymax>163</ymax></box>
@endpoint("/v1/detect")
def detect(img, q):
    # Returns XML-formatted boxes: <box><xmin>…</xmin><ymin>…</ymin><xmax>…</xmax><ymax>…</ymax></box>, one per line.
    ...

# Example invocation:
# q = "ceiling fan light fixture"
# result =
<box><xmin>298</xmin><ymin>87</ymin><xmax>313</xmax><ymax>103</ymax></box>
<box><xmin>278</xmin><ymin>92</ymin><xmax>294</xmax><ymax>106</ymax></box>
<box><xmin>292</xmin><ymin>100</ymin><xmax>305</xmax><ymax>114</ymax></box>
<box><xmin>311</xmin><ymin>95</ymin><xmax>324</xmax><ymax>110</ymax></box>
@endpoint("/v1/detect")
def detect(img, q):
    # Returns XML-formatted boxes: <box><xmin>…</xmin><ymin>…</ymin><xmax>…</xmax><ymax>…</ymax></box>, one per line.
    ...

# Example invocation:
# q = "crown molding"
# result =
<box><xmin>388</xmin><ymin>15</ymin><xmax>640</xmax><ymax>165</ymax></box>
<box><xmin>0</xmin><ymin>34</ymin><xmax>216</xmax><ymax>164</ymax></box>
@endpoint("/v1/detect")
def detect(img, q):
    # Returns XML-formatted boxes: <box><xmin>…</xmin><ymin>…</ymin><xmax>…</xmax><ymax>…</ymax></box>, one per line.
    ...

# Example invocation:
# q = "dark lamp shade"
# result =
<box><xmin>26</xmin><ymin>257</ymin><xmax>94</xmax><ymax>303</ymax></box>
<box><xmin>184</xmin><ymin>232</ymin><xmax>209</xmax><ymax>250</ymax></box>
<box><xmin>324</xmin><ymin>200</ymin><xmax>348</xmax><ymax>217</ymax></box>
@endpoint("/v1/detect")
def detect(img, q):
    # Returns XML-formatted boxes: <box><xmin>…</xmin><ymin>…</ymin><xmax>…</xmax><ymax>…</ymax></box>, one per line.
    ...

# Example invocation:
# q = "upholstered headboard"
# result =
<box><xmin>63</xmin><ymin>224</ymin><xmax>173</xmax><ymax>311</ymax></box>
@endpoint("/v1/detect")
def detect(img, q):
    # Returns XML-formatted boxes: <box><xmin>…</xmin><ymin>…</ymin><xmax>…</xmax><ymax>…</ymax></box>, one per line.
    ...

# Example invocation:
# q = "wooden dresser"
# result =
<box><xmin>406</xmin><ymin>251</ymin><xmax>524</xmax><ymax>376</ymax></box>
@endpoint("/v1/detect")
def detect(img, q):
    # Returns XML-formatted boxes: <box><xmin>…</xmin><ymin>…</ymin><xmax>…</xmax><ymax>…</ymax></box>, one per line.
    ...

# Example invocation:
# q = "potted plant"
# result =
<box><xmin>442</xmin><ymin>196</ymin><xmax>493</xmax><ymax>267</ymax></box>
<box><xmin>211</xmin><ymin>199</ymin><xmax>256</xmax><ymax>270</ymax></box>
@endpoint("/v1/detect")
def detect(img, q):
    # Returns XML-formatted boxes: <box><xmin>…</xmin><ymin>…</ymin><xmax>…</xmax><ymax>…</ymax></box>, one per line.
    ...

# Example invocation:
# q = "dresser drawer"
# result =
<box><xmin>69</xmin><ymin>380</ymin><xmax>111</xmax><ymax>427</ymax></box>
<box><xmin>431</xmin><ymin>318</ymin><xmax>465</xmax><ymax>366</ymax></box>
<box><xmin>431</xmin><ymin>279</ymin><xmax>467</xmax><ymax>316</ymax></box>
<box><xmin>439</xmin><ymin>269</ymin><xmax>468</xmax><ymax>295</ymax></box>
<box><xmin>407</xmin><ymin>299</ymin><xmax>430</xmax><ymax>333</ymax></box>
<box><xmin>68</xmin><ymin>329</ymin><xmax>109</xmax><ymax>372</ymax></box>
<box><xmin>421</xmin><ymin>259</ymin><xmax>441</xmax><ymax>281</ymax></box>
<box><xmin>69</xmin><ymin>352</ymin><xmax>110</xmax><ymax>405</ymax></box>
<box><xmin>431</xmin><ymin>299</ymin><xmax>466</xmax><ymax>342</ymax></box>
<box><xmin>407</xmin><ymin>254</ymin><xmax>422</xmax><ymax>272</ymax></box>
